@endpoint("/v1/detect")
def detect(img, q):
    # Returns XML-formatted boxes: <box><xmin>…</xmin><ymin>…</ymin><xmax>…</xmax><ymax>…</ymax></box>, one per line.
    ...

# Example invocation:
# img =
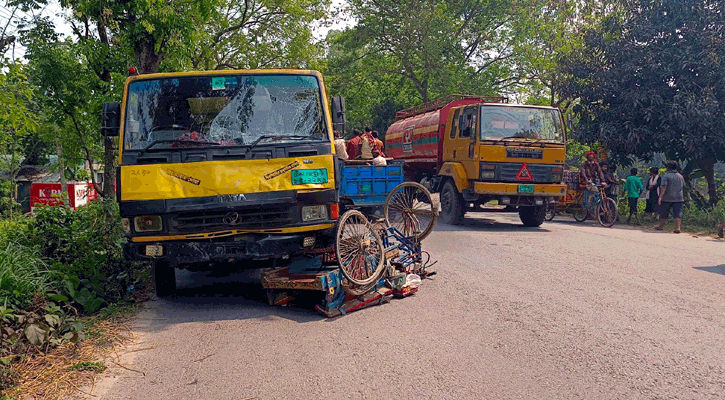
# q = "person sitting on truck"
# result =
<box><xmin>372</xmin><ymin>130</ymin><xmax>385</xmax><ymax>155</ymax></box>
<box><xmin>346</xmin><ymin>129</ymin><xmax>362</xmax><ymax>160</ymax></box>
<box><xmin>334</xmin><ymin>130</ymin><xmax>349</xmax><ymax>161</ymax></box>
<box><xmin>359</xmin><ymin>126</ymin><xmax>380</xmax><ymax>160</ymax></box>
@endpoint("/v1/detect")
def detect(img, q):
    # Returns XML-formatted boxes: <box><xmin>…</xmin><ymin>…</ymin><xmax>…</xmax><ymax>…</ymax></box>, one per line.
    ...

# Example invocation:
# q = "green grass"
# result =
<box><xmin>0</xmin><ymin>242</ymin><xmax>54</xmax><ymax>308</ymax></box>
<box><xmin>67</xmin><ymin>361</ymin><xmax>106</xmax><ymax>372</ymax></box>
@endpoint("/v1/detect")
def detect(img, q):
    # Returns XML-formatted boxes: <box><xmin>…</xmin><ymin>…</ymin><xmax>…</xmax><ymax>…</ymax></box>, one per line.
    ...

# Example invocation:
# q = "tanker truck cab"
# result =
<box><xmin>102</xmin><ymin>70</ymin><xmax>342</xmax><ymax>296</ymax></box>
<box><xmin>439</xmin><ymin>103</ymin><xmax>567</xmax><ymax>226</ymax></box>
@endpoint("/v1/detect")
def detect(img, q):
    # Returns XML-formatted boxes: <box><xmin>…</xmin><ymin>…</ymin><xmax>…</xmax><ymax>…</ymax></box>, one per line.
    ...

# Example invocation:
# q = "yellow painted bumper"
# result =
<box><xmin>473</xmin><ymin>182</ymin><xmax>567</xmax><ymax>197</ymax></box>
<box><xmin>130</xmin><ymin>223</ymin><xmax>335</xmax><ymax>243</ymax></box>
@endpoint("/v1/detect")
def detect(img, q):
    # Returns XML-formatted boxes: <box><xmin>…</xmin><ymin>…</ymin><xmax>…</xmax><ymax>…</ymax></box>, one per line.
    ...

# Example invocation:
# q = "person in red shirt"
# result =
<box><xmin>346</xmin><ymin>129</ymin><xmax>362</xmax><ymax>160</ymax></box>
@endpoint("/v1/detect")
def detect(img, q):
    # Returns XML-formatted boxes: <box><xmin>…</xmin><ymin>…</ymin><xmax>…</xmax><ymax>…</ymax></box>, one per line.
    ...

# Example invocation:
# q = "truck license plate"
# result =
<box><xmin>291</xmin><ymin>169</ymin><xmax>328</xmax><ymax>185</ymax></box>
<box><xmin>145</xmin><ymin>245</ymin><xmax>163</xmax><ymax>257</ymax></box>
<box><xmin>518</xmin><ymin>184</ymin><xmax>534</xmax><ymax>194</ymax></box>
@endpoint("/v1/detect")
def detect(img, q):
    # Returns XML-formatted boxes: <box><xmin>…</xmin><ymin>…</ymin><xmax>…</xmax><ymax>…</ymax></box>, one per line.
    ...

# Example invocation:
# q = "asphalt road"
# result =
<box><xmin>90</xmin><ymin>214</ymin><xmax>725</xmax><ymax>399</ymax></box>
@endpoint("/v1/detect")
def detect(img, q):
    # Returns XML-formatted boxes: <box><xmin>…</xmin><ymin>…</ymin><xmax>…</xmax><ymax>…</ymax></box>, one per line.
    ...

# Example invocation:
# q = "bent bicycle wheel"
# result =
<box><xmin>335</xmin><ymin>210</ymin><xmax>386</xmax><ymax>286</ymax></box>
<box><xmin>384</xmin><ymin>182</ymin><xmax>438</xmax><ymax>241</ymax></box>
<box><xmin>596</xmin><ymin>197</ymin><xmax>618</xmax><ymax>227</ymax></box>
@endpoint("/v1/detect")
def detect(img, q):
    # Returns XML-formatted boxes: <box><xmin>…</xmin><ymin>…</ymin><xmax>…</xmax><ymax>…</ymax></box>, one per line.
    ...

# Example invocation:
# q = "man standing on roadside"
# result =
<box><xmin>656</xmin><ymin>161</ymin><xmax>685</xmax><ymax>234</ymax></box>
<box><xmin>623</xmin><ymin>167</ymin><xmax>643</xmax><ymax>224</ymax></box>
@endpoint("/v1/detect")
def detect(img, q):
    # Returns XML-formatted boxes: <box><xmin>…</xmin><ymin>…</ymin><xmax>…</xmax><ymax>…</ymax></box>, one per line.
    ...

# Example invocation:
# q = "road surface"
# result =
<box><xmin>90</xmin><ymin>214</ymin><xmax>725</xmax><ymax>399</ymax></box>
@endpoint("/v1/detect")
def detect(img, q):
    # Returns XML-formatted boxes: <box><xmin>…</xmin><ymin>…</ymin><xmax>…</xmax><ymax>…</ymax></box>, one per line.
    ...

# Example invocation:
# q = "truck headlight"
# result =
<box><xmin>302</xmin><ymin>205</ymin><xmax>328</xmax><ymax>222</ymax></box>
<box><xmin>134</xmin><ymin>215</ymin><xmax>163</xmax><ymax>232</ymax></box>
<box><xmin>552</xmin><ymin>167</ymin><xmax>563</xmax><ymax>183</ymax></box>
<box><xmin>480</xmin><ymin>164</ymin><xmax>496</xmax><ymax>180</ymax></box>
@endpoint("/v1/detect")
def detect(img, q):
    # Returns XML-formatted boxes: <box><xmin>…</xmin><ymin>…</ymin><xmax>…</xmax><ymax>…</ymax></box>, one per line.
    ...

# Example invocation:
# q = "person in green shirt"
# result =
<box><xmin>624</xmin><ymin>167</ymin><xmax>644</xmax><ymax>223</ymax></box>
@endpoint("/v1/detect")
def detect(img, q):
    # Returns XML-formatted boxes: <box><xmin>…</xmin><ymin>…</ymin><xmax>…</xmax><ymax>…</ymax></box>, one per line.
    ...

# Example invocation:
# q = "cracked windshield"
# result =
<box><xmin>479</xmin><ymin>106</ymin><xmax>564</xmax><ymax>143</ymax></box>
<box><xmin>123</xmin><ymin>74</ymin><xmax>326</xmax><ymax>150</ymax></box>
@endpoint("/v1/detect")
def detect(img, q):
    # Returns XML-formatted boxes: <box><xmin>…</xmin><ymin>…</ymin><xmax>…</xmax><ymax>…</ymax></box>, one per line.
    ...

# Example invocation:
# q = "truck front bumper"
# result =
<box><xmin>473</xmin><ymin>182</ymin><xmax>566</xmax><ymax>197</ymax></box>
<box><xmin>125</xmin><ymin>232</ymin><xmax>332</xmax><ymax>264</ymax></box>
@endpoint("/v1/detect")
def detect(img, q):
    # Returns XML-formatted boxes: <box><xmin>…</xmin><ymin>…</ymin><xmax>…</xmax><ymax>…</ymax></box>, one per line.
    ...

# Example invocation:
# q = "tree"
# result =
<box><xmin>0</xmin><ymin>58</ymin><xmax>37</xmax><ymax>218</ymax></box>
<box><xmin>338</xmin><ymin>0</ymin><xmax>516</xmax><ymax>104</ymax></box>
<box><xmin>188</xmin><ymin>0</ymin><xmax>328</xmax><ymax>70</ymax></box>
<box><xmin>559</xmin><ymin>0</ymin><xmax>725</xmax><ymax>205</ymax></box>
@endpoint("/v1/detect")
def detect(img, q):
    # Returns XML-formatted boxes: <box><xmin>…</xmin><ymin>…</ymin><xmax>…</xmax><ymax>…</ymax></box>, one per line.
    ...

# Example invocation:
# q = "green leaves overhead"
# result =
<box><xmin>559</xmin><ymin>0</ymin><xmax>725</xmax><ymax>203</ymax></box>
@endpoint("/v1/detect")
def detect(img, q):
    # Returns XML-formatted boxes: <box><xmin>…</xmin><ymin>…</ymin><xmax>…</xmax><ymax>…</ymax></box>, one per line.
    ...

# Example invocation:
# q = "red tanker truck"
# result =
<box><xmin>385</xmin><ymin>95</ymin><xmax>567</xmax><ymax>227</ymax></box>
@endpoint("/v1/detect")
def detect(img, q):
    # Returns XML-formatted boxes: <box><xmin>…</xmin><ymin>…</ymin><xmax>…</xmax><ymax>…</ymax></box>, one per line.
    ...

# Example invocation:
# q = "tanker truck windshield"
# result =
<box><xmin>479</xmin><ymin>106</ymin><xmax>564</xmax><ymax>143</ymax></box>
<box><xmin>123</xmin><ymin>74</ymin><xmax>327</xmax><ymax>154</ymax></box>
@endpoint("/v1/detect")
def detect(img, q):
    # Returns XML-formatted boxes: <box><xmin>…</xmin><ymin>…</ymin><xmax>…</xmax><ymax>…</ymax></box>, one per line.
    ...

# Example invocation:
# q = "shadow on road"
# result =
<box><xmin>693</xmin><ymin>265</ymin><xmax>725</xmax><ymax>276</ymax></box>
<box><xmin>434</xmin><ymin>216</ymin><xmax>551</xmax><ymax>233</ymax></box>
<box><xmin>139</xmin><ymin>268</ymin><xmax>327</xmax><ymax>331</ymax></box>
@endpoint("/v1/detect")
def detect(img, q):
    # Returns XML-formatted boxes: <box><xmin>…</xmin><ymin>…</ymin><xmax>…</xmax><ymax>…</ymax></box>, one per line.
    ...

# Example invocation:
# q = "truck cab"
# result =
<box><xmin>438</xmin><ymin>103</ymin><xmax>567</xmax><ymax>226</ymax></box>
<box><xmin>102</xmin><ymin>70</ymin><xmax>344</xmax><ymax>296</ymax></box>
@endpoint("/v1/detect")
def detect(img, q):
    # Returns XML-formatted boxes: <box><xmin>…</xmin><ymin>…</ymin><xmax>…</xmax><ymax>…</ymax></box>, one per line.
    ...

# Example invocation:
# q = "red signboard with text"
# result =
<box><xmin>30</xmin><ymin>183</ymin><xmax>98</xmax><ymax>212</ymax></box>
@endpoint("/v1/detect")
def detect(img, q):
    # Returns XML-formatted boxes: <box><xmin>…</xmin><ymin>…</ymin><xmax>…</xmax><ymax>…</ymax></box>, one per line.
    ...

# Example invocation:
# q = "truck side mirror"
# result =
<box><xmin>101</xmin><ymin>102</ymin><xmax>121</xmax><ymax>137</ymax></box>
<box><xmin>566</xmin><ymin>114</ymin><xmax>573</xmax><ymax>131</ymax></box>
<box><xmin>331</xmin><ymin>96</ymin><xmax>346</xmax><ymax>135</ymax></box>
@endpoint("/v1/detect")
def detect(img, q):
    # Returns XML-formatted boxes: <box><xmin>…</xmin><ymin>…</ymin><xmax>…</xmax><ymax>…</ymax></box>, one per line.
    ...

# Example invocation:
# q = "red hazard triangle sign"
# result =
<box><xmin>515</xmin><ymin>163</ymin><xmax>533</xmax><ymax>181</ymax></box>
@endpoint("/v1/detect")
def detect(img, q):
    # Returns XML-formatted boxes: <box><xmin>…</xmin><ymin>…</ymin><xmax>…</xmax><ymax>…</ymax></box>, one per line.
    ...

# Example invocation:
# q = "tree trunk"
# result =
<box><xmin>699</xmin><ymin>158</ymin><xmax>718</xmax><ymax>206</ymax></box>
<box><xmin>103</xmin><ymin>136</ymin><xmax>116</xmax><ymax>200</ymax></box>
<box><xmin>57</xmin><ymin>141</ymin><xmax>70</xmax><ymax>209</ymax></box>
<box><xmin>135</xmin><ymin>35</ymin><xmax>162</xmax><ymax>74</ymax></box>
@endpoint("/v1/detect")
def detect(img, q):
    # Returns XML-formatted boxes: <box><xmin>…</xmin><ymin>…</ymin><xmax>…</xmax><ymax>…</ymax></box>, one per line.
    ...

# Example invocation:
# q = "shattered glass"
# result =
<box><xmin>123</xmin><ymin>74</ymin><xmax>327</xmax><ymax>150</ymax></box>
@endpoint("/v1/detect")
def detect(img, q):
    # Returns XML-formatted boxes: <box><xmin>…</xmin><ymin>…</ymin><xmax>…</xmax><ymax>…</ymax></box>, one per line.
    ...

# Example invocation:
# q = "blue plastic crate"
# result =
<box><xmin>339</xmin><ymin>161</ymin><xmax>405</xmax><ymax>206</ymax></box>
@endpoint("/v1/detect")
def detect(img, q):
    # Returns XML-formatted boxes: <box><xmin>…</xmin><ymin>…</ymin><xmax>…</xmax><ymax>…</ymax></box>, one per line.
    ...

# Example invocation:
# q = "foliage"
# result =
<box><xmin>188</xmin><ymin>0</ymin><xmax>328</xmax><ymax>70</ymax></box>
<box><xmin>335</xmin><ymin>0</ymin><xmax>516</xmax><ymax>105</ymax></box>
<box><xmin>0</xmin><ymin>242</ymin><xmax>51</xmax><ymax>310</ymax></box>
<box><xmin>559</xmin><ymin>0</ymin><xmax>725</xmax><ymax>204</ymax></box>
<box><xmin>0</xmin><ymin>59</ymin><xmax>38</xmax><ymax>219</ymax></box>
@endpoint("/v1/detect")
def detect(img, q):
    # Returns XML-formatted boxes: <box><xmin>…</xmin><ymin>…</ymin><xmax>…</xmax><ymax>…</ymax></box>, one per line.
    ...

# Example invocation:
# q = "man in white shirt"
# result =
<box><xmin>333</xmin><ymin>130</ymin><xmax>348</xmax><ymax>160</ymax></box>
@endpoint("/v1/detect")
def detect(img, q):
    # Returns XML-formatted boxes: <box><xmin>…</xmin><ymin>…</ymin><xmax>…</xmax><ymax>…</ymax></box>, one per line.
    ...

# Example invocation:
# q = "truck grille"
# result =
<box><xmin>169</xmin><ymin>206</ymin><xmax>293</xmax><ymax>234</ymax></box>
<box><xmin>506</xmin><ymin>148</ymin><xmax>543</xmax><ymax>159</ymax></box>
<box><xmin>495</xmin><ymin>163</ymin><xmax>556</xmax><ymax>183</ymax></box>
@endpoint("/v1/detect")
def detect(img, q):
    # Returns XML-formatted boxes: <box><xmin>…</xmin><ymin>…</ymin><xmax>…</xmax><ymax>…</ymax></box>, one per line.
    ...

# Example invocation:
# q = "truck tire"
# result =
<box><xmin>154</xmin><ymin>261</ymin><xmax>176</xmax><ymax>297</ymax></box>
<box><xmin>519</xmin><ymin>205</ymin><xmax>546</xmax><ymax>227</ymax></box>
<box><xmin>440</xmin><ymin>180</ymin><xmax>465</xmax><ymax>225</ymax></box>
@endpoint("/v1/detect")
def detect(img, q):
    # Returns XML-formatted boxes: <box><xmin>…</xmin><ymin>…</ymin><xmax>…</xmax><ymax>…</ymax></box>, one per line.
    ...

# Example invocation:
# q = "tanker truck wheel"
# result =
<box><xmin>519</xmin><ymin>205</ymin><xmax>546</xmax><ymax>227</ymax></box>
<box><xmin>440</xmin><ymin>180</ymin><xmax>464</xmax><ymax>225</ymax></box>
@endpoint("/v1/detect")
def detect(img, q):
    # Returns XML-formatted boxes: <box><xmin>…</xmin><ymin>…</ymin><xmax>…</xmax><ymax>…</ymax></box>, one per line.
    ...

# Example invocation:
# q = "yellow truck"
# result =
<box><xmin>385</xmin><ymin>95</ymin><xmax>567</xmax><ymax>226</ymax></box>
<box><xmin>101</xmin><ymin>70</ymin><xmax>345</xmax><ymax>296</ymax></box>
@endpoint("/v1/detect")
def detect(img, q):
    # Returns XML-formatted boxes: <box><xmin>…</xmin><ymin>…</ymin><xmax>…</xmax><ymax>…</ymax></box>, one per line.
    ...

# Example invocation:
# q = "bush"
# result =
<box><xmin>0</xmin><ymin>242</ymin><xmax>53</xmax><ymax>310</ymax></box>
<box><xmin>682</xmin><ymin>201</ymin><xmax>725</xmax><ymax>229</ymax></box>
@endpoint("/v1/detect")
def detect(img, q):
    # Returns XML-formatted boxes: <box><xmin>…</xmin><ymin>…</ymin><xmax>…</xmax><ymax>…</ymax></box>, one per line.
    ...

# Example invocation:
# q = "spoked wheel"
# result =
<box><xmin>335</xmin><ymin>210</ymin><xmax>386</xmax><ymax>286</ymax></box>
<box><xmin>596</xmin><ymin>197</ymin><xmax>618</xmax><ymax>227</ymax></box>
<box><xmin>545</xmin><ymin>204</ymin><xmax>556</xmax><ymax>221</ymax></box>
<box><xmin>384</xmin><ymin>182</ymin><xmax>438</xmax><ymax>241</ymax></box>
<box><xmin>571</xmin><ymin>205</ymin><xmax>588</xmax><ymax>222</ymax></box>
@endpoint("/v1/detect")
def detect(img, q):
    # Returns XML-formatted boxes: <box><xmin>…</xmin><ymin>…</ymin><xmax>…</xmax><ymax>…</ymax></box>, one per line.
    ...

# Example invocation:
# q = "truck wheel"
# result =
<box><xmin>440</xmin><ymin>180</ymin><xmax>464</xmax><ymax>225</ymax></box>
<box><xmin>154</xmin><ymin>261</ymin><xmax>176</xmax><ymax>297</ymax></box>
<box><xmin>519</xmin><ymin>205</ymin><xmax>546</xmax><ymax>227</ymax></box>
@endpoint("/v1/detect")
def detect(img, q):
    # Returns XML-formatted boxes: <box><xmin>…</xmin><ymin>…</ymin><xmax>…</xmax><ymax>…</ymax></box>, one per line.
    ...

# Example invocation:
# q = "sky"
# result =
<box><xmin>1</xmin><ymin>0</ymin><xmax>352</xmax><ymax>61</ymax></box>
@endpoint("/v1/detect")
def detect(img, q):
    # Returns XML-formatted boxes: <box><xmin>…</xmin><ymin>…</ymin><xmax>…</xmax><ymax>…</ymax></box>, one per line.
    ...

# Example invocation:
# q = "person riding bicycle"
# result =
<box><xmin>579</xmin><ymin>152</ymin><xmax>608</xmax><ymax>214</ymax></box>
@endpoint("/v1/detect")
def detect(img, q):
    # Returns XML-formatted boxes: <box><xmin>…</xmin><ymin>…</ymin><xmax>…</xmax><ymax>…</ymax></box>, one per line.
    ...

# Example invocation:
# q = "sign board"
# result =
<box><xmin>30</xmin><ymin>183</ymin><xmax>99</xmax><ymax>213</ymax></box>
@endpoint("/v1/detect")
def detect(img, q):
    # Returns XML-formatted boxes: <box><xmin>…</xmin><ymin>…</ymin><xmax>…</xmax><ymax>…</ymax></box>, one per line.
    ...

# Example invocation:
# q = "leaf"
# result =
<box><xmin>25</xmin><ymin>324</ymin><xmax>47</xmax><ymax>346</ymax></box>
<box><xmin>44</xmin><ymin>314</ymin><xmax>61</xmax><ymax>327</ymax></box>
<box><xmin>47</xmin><ymin>294</ymin><xmax>69</xmax><ymax>302</ymax></box>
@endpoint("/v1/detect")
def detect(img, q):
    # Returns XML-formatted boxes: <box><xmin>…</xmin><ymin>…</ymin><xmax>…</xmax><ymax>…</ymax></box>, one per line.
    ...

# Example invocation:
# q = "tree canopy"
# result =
<box><xmin>559</xmin><ymin>0</ymin><xmax>725</xmax><ymax>204</ymax></box>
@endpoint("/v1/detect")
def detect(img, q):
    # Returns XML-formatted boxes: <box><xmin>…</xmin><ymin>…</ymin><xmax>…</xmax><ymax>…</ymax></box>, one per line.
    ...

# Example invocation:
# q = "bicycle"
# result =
<box><xmin>582</xmin><ymin>184</ymin><xmax>618</xmax><ymax>227</ymax></box>
<box><xmin>335</xmin><ymin>182</ymin><xmax>437</xmax><ymax>296</ymax></box>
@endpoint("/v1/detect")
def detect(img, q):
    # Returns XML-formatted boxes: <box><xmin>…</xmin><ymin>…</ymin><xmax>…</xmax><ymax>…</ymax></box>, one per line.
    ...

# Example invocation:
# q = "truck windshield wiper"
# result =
<box><xmin>137</xmin><ymin>139</ymin><xmax>221</xmax><ymax>156</ymax></box>
<box><xmin>247</xmin><ymin>135</ymin><xmax>319</xmax><ymax>151</ymax></box>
